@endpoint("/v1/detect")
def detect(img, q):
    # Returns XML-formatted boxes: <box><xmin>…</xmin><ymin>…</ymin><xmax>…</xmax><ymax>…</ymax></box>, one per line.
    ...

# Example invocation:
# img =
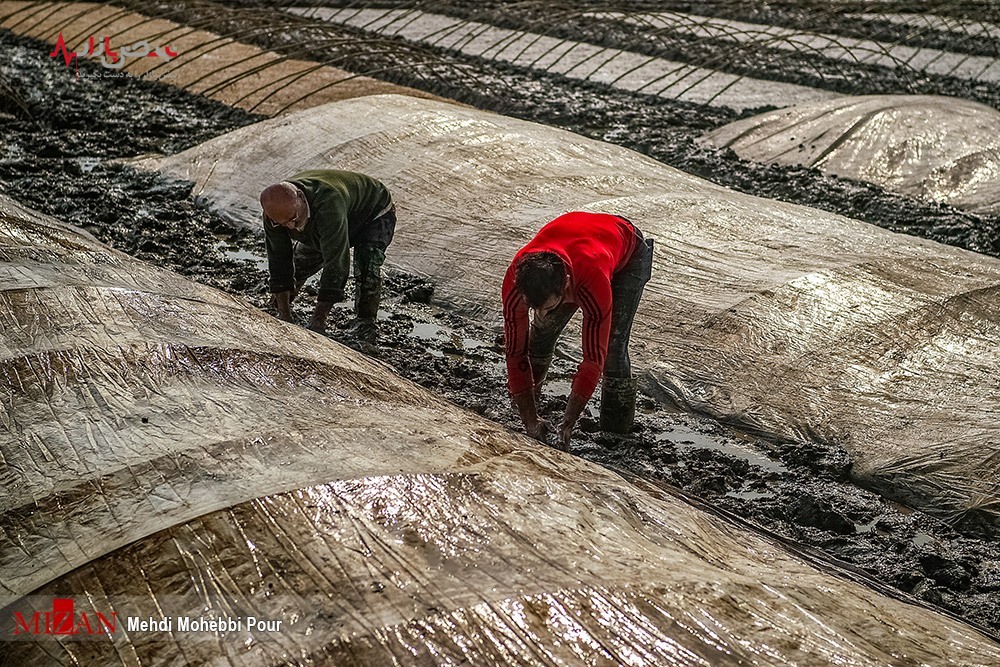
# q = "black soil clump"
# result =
<box><xmin>1</xmin><ymin>20</ymin><xmax>999</xmax><ymax>640</ymax></box>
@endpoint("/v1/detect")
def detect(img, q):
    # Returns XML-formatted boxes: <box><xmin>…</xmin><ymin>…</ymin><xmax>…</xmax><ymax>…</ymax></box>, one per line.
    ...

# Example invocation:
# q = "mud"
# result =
<box><xmin>128</xmin><ymin>0</ymin><xmax>1000</xmax><ymax>257</ymax></box>
<box><xmin>1</xmin><ymin>20</ymin><xmax>999</xmax><ymax>641</ymax></box>
<box><xmin>0</xmin><ymin>32</ymin><xmax>262</xmax><ymax>292</ymax></box>
<box><xmin>666</xmin><ymin>1</ymin><xmax>1000</xmax><ymax>59</ymax></box>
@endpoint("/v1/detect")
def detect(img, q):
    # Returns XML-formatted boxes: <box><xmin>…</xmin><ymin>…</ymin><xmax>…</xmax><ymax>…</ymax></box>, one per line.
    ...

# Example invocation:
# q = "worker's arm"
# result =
<box><xmin>512</xmin><ymin>389</ymin><xmax>551</xmax><ymax>441</ymax></box>
<box><xmin>502</xmin><ymin>264</ymin><xmax>550</xmax><ymax>441</ymax></box>
<box><xmin>309</xmin><ymin>202</ymin><xmax>350</xmax><ymax>333</ymax></box>
<box><xmin>557</xmin><ymin>392</ymin><xmax>588</xmax><ymax>451</ymax></box>
<box><xmin>559</xmin><ymin>274</ymin><xmax>613</xmax><ymax>450</ymax></box>
<box><xmin>264</xmin><ymin>217</ymin><xmax>295</xmax><ymax>321</ymax></box>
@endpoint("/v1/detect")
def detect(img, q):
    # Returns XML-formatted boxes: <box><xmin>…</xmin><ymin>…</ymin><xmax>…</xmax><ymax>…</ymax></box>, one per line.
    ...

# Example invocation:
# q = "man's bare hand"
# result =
<box><xmin>556</xmin><ymin>421</ymin><xmax>574</xmax><ymax>451</ymax></box>
<box><xmin>307</xmin><ymin>301</ymin><xmax>334</xmax><ymax>334</ymax></box>
<box><xmin>526</xmin><ymin>418</ymin><xmax>552</xmax><ymax>443</ymax></box>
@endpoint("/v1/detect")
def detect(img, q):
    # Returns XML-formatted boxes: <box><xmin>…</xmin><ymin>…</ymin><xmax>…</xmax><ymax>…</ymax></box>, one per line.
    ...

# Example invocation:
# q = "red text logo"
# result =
<box><xmin>49</xmin><ymin>32</ymin><xmax>179</xmax><ymax>74</ymax></box>
<box><xmin>12</xmin><ymin>598</ymin><xmax>117</xmax><ymax>636</ymax></box>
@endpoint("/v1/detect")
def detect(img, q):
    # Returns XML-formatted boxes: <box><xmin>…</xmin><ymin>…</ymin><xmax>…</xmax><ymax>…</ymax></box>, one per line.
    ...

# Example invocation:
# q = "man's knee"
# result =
<box><xmin>363</xmin><ymin>207</ymin><xmax>396</xmax><ymax>250</ymax></box>
<box><xmin>354</xmin><ymin>243</ymin><xmax>386</xmax><ymax>280</ymax></box>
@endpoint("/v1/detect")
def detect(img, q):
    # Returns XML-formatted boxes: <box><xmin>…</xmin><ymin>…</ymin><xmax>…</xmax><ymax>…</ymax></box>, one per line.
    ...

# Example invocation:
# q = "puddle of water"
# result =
<box><xmin>726</xmin><ymin>489</ymin><xmax>774</xmax><ymax>501</ymax></box>
<box><xmin>856</xmin><ymin>518</ymin><xmax>879</xmax><ymax>534</ymax></box>
<box><xmin>411</xmin><ymin>322</ymin><xmax>449</xmax><ymax>341</ymax></box>
<box><xmin>410</xmin><ymin>321</ymin><xmax>467</xmax><ymax>358</ymax></box>
<box><xmin>543</xmin><ymin>379</ymin><xmax>573</xmax><ymax>397</ymax></box>
<box><xmin>213</xmin><ymin>235</ymin><xmax>268</xmax><ymax>269</ymax></box>
<box><xmin>223</xmin><ymin>247</ymin><xmax>268</xmax><ymax>268</ymax></box>
<box><xmin>411</xmin><ymin>322</ymin><xmax>492</xmax><ymax>354</ymax></box>
<box><xmin>77</xmin><ymin>156</ymin><xmax>101</xmax><ymax>173</ymax></box>
<box><xmin>656</xmin><ymin>424</ymin><xmax>790</xmax><ymax>474</ymax></box>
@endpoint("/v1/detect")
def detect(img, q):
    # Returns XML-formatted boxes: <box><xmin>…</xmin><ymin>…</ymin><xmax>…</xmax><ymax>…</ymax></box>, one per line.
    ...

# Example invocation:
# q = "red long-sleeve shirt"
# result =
<box><xmin>502</xmin><ymin>212</ymin><xmax>638</xmax><ymax>401</ymax></box>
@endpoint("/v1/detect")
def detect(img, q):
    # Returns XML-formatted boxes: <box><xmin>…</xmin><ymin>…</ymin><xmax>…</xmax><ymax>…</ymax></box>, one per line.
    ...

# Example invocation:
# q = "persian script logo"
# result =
<box><xmin>12</xmin><ymin>598</ymin><xmax>117</xmax><ymax>637</ymax></box>
<box><xmin>49</xmin><ymin>32</ymin><xmax>179</xmax><ymax>74</ymax></box>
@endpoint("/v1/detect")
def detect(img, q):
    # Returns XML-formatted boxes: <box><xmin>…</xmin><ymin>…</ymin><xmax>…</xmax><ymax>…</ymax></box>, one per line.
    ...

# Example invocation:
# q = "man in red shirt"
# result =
<box><xmin>502</xmin><ymin>211</ymin><xmax>654</xmax><ymax>450</ymax></box>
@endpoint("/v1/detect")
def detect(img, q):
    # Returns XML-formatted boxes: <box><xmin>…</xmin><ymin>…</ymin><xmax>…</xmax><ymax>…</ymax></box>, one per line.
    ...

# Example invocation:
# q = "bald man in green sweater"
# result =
<box><xmin>261</xmin><ymin>170</ymin><xmax>396</xmax><ymax>339</ymax></box>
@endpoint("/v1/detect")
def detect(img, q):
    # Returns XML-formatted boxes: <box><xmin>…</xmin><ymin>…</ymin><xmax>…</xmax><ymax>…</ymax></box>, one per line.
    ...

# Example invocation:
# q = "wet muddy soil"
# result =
<box><xmin>0</xmin><ymin>33</ymin><xmax>262</xmax><ymax>291</ymax></box>
<box><xmin>380</xmin><ymin>1</ymin><xmax>1000</xmax><ymax>104</ymax></box>
<box><xmin>1</xmin><ymin>27</ymin><xmax>999</xmax><ymax>639</ymax></box>
<box><xmin>428</xmin><ymin>0</ymin><xmax>1000</xmax><ymax>58</ymax></box>
<box><xmin>129</xmin><ymin>0</ymin><xmax>1000</xmax><ymax>257</ymax></box>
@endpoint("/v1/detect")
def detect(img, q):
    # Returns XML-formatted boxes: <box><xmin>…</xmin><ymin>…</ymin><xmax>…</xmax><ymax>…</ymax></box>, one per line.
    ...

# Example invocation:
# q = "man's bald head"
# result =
<box><xmin>261</xmin><ymin>182</ymin><xmax>308</xmax><ymax>230</ymax></box>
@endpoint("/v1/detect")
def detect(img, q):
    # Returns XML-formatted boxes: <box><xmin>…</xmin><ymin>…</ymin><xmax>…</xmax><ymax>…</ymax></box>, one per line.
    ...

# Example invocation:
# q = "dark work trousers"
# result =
<box><xmin>606</xmin><ymin>228</ymin><xmax>654</xmax><ymax>381</ymax></box>
<box><xmin>527</xmin><ymin>225</ymin><xmax>654</xmax><ymax>389</ymax></box>
<box><xmin>292</xmin><ymin>206</ymin><xmax>397</xmax><ymax>315</ymax></box>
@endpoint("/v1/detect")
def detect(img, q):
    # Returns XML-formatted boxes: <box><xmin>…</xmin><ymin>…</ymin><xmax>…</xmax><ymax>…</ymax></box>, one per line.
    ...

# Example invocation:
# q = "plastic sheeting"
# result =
<box><xmin>702</xmin><ymin>94</ymin><xmax>1000</xmax><ymax>214</ymax></box>
<box><xmin>610</xmin><ymin>13</ymin><xmax>1000</xmax><ymax>83</ymax></box>
<box><xmin>147</xmin><ymin>94</ymin><xmax>1000</xmax><ymax>531</ymax></box>
<box><xmin>0</xmin><ymin>196</ymin><xmax>509</xmax><ymax>599</ymax></box>
<box><xmin>0</xmin><ymin>1</ymin><xmax>442</xmax><ymax>115</ymax></box>
<box><xmin>2</xmin><ymin>196</ymin><xmax>1000</xmax><ymax>663</ymax></box>
<box><xmin>287</xmin><ymin>7</ymin><xmax>840</xmax><ymax>111</ymax></box>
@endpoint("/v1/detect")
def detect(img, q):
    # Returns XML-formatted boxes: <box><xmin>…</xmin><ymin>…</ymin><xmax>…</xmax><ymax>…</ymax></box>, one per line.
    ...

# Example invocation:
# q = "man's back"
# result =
<box><xmin>513</xmin><ymin>212</ymin><xmax>636</xmax><ymax>283</ymax></box>
<box><xmin>288</xmin><ymin>170</ymin><xmax>391</xmax><ymax>236</ymax></box>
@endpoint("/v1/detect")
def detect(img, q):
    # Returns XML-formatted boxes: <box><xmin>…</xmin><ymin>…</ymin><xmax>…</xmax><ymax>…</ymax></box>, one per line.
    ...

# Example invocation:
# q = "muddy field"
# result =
<box><xmin>132</xmin><ymin>0</ymin><xmax>1000</xmax><ymax>255</ymax></box>
<box><xmin>1</xmin><ymin>13</ymin><xmax>999</xmax><ymax>642</ymax></box>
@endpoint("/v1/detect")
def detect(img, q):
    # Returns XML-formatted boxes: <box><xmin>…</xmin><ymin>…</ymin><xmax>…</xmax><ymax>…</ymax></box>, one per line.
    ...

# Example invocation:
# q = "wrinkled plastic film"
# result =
<box><xmin>0</xmin><ymin>196</ymin><xmax>525</xmax><ymax>599</ymax></box>
<box><xmin>702</xmin><ymin>94</ymin><xmax>1000</xmax><ymax>213</ymax></box>
<box><xmin>147</xmin><ymin>94</ymin><xmax>1000</xmax><ymax>531</ymax></box>
<box><xmin>5</xmin><ymin>474</ymin><xmax>1000</xmax><ymax>665</ymax></box>
<box><xmin>3</xmin><ymin>192</ymin><xmax>1000</xmax><ymax>664</ymax></box>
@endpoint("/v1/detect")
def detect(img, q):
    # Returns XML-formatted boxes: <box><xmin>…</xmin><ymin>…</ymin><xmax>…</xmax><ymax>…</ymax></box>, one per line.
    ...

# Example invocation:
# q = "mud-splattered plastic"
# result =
<box><xmin>146</xmin><ymin>94</ymin><xmax>1000</xmax><ymax>532</ymax></box>
<box><xmin>3</xmin><ymin>196</ymin><xmax>1000</xmax><ymax>663</ymax></box>
<box><xmin>703</xmin><ymin>95</ymin><xmax>1000</xmax><ymax>214</ymax></box>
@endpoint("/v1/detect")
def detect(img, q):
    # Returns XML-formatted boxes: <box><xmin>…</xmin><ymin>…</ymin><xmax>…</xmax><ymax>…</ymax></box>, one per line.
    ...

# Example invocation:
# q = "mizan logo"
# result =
<box><xmin>13</xmin><ymin>598</ymin><xmax>117</xmax><ymax>637</ymax></box>
<box><xmin>48</xmin><ymin>32</ymin><xmax>179</xmax><ymax>72</ymax></box>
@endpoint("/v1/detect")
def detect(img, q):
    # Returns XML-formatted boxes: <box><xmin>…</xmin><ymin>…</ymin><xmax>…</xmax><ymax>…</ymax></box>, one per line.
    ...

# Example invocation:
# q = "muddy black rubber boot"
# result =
<box><xmin>347</xmin><ymin>317</ymin><xmax>377</xmax><ymax>346</ymax></box>
<box><xmin>348</xmin><ymin>278</ymin><xmax>379</xmax><ymax>349</ymax></box>
<box><xmin>600</xmin><ymin>376</ymin><xmax>637</xmax><ymax>433</ymax></box>
<box><xmin>355</xmin><ymin>274</ymin><xmax>382</xmax><ymax>321</ymax></box>
<box><xmin>354</xmin><ymin>242</ymin><xmax>384</xmax><ymax>321</ymax></box>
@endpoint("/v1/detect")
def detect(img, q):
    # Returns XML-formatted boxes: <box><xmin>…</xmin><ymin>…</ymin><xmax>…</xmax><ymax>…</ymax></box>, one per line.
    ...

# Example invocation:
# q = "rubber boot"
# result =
<box><xmin>345</xmin><ymin>275</ymin><xmax>379</xmax><ymax>346</ymax></box>
<box><xmin>351</xmin><ymin>244</ymin><xmax>384</xmax><ymax>346</ymax></box>
<box><xmin>600</xmin><ymin>376</ymin><xmax>637</xmax><ymax>433</ymax></box>
<box><xmin>355</xmin><ymin>273</ymin><xmax>381</xmax><ymax>321</ymax></box>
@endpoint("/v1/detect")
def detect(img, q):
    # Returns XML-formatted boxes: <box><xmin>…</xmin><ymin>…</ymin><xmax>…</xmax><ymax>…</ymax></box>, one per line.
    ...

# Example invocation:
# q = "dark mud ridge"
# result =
<box><xmin>1</xmin><ymin>27</ymin><xmax>999</xmax><ymax>638</ymax></box>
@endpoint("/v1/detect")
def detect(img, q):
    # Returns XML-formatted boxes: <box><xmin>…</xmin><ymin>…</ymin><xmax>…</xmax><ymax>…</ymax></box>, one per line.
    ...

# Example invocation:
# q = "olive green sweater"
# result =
<box><xmin>264</xmin><ymin>170</ymin><xmax>392</xmax><ymax>302</ymax></box>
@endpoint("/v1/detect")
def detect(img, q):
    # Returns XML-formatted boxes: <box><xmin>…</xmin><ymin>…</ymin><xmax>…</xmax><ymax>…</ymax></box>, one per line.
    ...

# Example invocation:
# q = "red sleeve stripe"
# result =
<box><xmin>576</xmin><ymin>285</ymin><xmax>608</xmax><ymax>366</ymax></box>
<box><xmin>503</xmin><ymin>289</ymin><xmax>527</xmax><ymax>356</ymax></box>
